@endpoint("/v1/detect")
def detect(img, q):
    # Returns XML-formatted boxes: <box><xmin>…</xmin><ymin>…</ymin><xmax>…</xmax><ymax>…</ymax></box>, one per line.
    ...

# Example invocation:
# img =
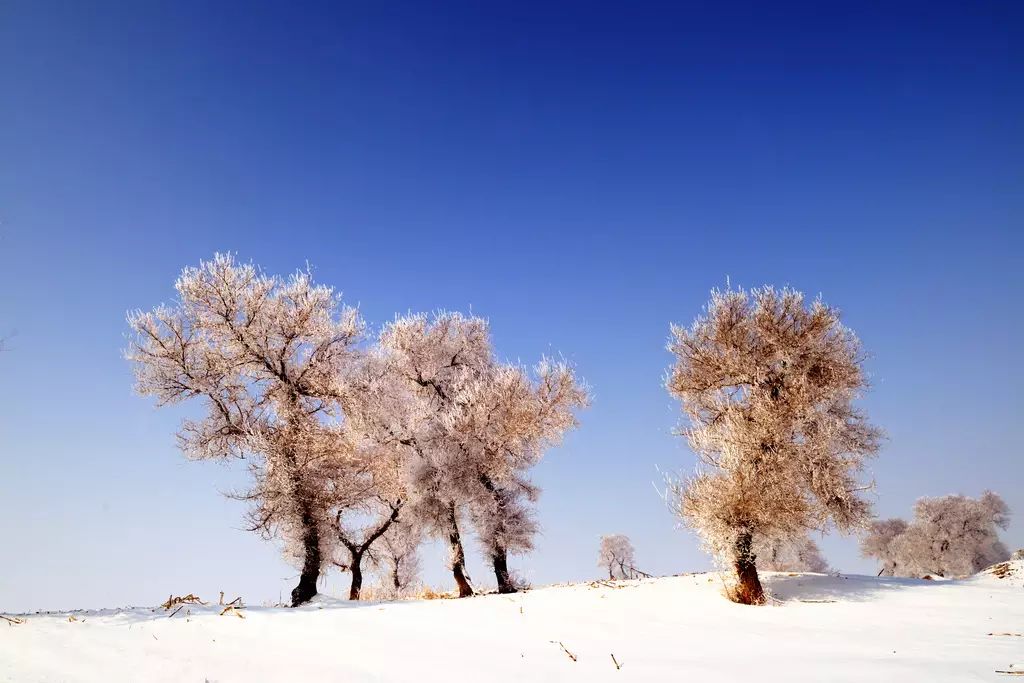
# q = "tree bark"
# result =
<box><xmin>732</xmin><ymin>531</ymin><xmax>765</xmax><ymax>605</ymax></box>
<box><xmin>349</xmin><ymin>551</ymin><xmax>364</xmax><ymax>601</ymax></box>
<box><xmin>492</xmin><ymin>545</ymin><xmax>516</xmax><ymax>594</ymax></box>
<box><xmin>447</xmin><ymin>504</ymin><xmax>474</xmax><ymax>597</ymax></box>
<box><xmin>291</xmin><ymin>507</ymin><xmax>321</xmax><ymax>607</ymax></box>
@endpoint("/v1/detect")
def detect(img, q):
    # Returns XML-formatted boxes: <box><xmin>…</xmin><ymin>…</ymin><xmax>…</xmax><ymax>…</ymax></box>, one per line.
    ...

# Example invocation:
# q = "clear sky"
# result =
<box><xmin>1</xmin><ymin>1</ymin><xmax>1021</xmax><ymax>612</ymax></box>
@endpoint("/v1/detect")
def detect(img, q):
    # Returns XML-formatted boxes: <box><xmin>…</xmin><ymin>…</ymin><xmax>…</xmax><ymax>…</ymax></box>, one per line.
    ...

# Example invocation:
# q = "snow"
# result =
<box><xmin>2</xmin><ymin>563</ymin><xmax>1022</xmax><ymax>682</ymax></box>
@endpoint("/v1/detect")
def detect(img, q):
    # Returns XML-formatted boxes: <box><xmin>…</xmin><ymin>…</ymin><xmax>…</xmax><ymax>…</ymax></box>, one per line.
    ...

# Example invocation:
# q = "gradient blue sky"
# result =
<box><xmin>1</xmin><ymin>1</ymin><xmax>1021</xmax><ymax>612</ymax></box>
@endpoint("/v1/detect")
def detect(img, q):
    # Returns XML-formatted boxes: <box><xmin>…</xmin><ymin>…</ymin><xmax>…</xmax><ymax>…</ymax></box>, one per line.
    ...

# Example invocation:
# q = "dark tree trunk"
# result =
<box><xmin>349</xmin><ymin>550</ymin><xmax>364</xmax><ymax>601</ymax></box>
<box><xmin>732</xmin><ymin>531</ymin><xmax>765</xmax><ymax>605</ymax></box>
<box><xmin>337</xmin><ymin>501</ymin><xmax>402</xmax><ymax>601</ymax></box>
<box><xmin>447</xmin><ymin>504</ymin><xmax>474</xmax><ymax>597</ymax></box>
<box><xmin>492</xmin><ymin>545</ymin><xmax>516</xmax><ymax>594</ymax></box>
<box><xmin>291</xmin><ymin>508</ymin><xmax>321</xmax><ymax>607</ymax></box>
<box><xmin>476</xmin><ymin>473</ymin><xmax>517</xmax><ymax>593</ymax></box>
<box><xmin>392</xmin><ymin>564</ymin><xmax>402</xmax><ymax>591</ymax></box>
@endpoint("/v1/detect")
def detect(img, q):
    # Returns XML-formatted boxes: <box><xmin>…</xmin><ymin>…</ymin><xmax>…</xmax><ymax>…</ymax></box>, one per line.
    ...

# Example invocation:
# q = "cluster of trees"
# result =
<box><xmin>860</xmin><ymin>491</ymin><xmax>1011</xmax><ymax>578</ymax></box>
<box><xmin>127</xmin><ymin>254</ymin><xmax>588</xmax><ymax>605</ymax></box>
<box><xmin>129</xmin><ymin>263</ymin><xmax>1012</xmax><ymax>607</ymax></box>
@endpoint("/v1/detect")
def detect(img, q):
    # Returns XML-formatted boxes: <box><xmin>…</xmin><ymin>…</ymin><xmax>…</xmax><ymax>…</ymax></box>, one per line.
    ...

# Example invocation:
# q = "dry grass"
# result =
<box><xmin>415</xmin><ymin>585</ymin><xmax>455</xmax><ymax>600</ymax></box>
<box><xmin>989</xmin><ymin>562</ymin><xmax>1015</xmax><ymax>579</ymax></box>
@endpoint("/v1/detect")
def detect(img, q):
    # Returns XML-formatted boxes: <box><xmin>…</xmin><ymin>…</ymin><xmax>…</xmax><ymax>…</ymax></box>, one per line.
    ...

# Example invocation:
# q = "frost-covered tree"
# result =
<box><xmin>454</xmin><ymin>361</ymin><xmax>588</xmax><ymax>593</ymax></box>
<box><xmin>757</xmin><ymin>535</ymin><xmax>830</xmax><ymax>573</ymax></box>
<box><xmin>126</xmin><ymin>254</ymin><xmax>365</xmax><ymax>606</ymax></box>
<box><xmin>860</xmin><ymin>518</ymin><xmax>909</xmax><ymax>576</ymax></box>
<box><xmin>597</xmin><ymin>534</ymin><xmax>637</xmax><ymax>580</ymax></box>
<box><xmin>377</xmin><ymin>312</ymin><xmax>587</xmax><ymax>595</ymax></box>
<box><xmin>667</xmin><ymin>287</ymin><xmax>882</xmax><ymax>604</ymax></box>
<box><xmin>370</xmin><ymin>519</ymin><xmax>423</xmax><ymax>598</ymax></box>
<box><xmin>333</xmin><ymin>498</ymin><xmax>402</xmax><ymax>600</ymax></box>
<box><xmin>861</xmin><ymin>492</ymin><xmax>1011</xmax><ymax>578</ymax></box>
<box><xmin>370</xmin><ymin>313</ymin><xmax>491</xmax><ymax>596</ymax></box>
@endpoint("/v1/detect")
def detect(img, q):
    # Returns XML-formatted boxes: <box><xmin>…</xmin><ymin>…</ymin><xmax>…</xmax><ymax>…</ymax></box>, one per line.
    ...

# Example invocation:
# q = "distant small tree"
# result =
<box><xmin>370</xmin><ymin>519</ymin><xmax>423</xmax><ymax>598</ymax></box>
<box><xmin>757</xmin><ymin>535</ymin><xmax>830</xmax><ymax>573</ymax></box>
<box><xmin>597</xmin><ymin>534</ymin><xmax>637</xmax><ymax>580</ymax></box>
<box><xmin>667</xmin><ymin>287</ymin><xmax>882</xmax><ymax>604</ymax></box>
<box><xmin>860</xmin><ymin>518</ymin><xmax>909</xmax><ymax>576</ymax></box>
<box><xmin>861</xmin><ymin>492</ymin><xmax>1011</xmax><ymax>578</ymax></box>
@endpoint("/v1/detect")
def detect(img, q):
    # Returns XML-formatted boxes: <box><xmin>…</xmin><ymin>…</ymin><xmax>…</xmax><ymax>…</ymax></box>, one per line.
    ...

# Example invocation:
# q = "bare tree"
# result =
<box><xmin>666</xmin><ymin>287</ymin><xmax>882</xmax><ymax>604</ymax></box>
<box><xmin>126</xmin><ymin>253</ymin><xmax>365</xmax><ymax>606</ymax></box>
<box><xmin>861</xmin><ymin>491</ymin><xmax>1011</xmax><ymax>578</ymax></box>
<box><xmin>757</xmin><ymin>535</ymin><xmax>830</xmax><ymax>573</ymax></box>
<box><xmin>597</xmin><ymin>534</ymin><xmax>637</xmax><ymax>579</ymax></box>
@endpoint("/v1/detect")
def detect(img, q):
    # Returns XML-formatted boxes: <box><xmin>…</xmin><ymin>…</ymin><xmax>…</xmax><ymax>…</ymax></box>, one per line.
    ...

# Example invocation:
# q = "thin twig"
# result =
<box><xmin>2</xmin><ymin>615</ymin><xmax>25</xmax><ymax>625</ymax></box>
<box><xmin>552</xmin><ymin>641</ymin><xmax>576</xmax><ymax>662</ymax></box>
<box><xmin>220</xmin><ymin>605</ymin><xmax>245</xmax><ymax>618</ymax></box>
<box><xmin>611</xmin><ymin>654</ymin><xmax>622</xmax><ymax>670</ymax></box>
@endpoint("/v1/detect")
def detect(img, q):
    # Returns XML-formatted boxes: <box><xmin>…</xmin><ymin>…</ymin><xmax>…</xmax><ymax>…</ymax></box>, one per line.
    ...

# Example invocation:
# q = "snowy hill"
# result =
<box><xmin>3</xmin><ymin>563</ymin><xmax>1023</xmax><ymax>682</ymax></box>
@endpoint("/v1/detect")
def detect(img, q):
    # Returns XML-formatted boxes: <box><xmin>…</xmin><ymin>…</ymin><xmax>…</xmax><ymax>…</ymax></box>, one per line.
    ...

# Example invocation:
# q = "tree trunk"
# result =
<box><xmin>492</xmin><ymin>545</ymin><xmax>516</xmax><ymax>594</ymax></box>
<box><xmin>732</xmin><ymin>531</ymin><xmax>765</xmax><ymax>605</ymax></box>
<box><xmin>392</xmin><ymin>563</ymin><xmax>402</xmax><ymax>591</ymax></box>
<box><xmin>349</xmin><ymin>550</ymin><xmax>364</xmax><ymax>601</ymax></box>
<box><xmin>291</xmin><ymin>508</ymin><xmax>321</xmax><ymax>607</ymax></box>
<box><xmin>447</xmin><ymin>504</ymin><xmax>474</xmax><ymax>597</ymax></box>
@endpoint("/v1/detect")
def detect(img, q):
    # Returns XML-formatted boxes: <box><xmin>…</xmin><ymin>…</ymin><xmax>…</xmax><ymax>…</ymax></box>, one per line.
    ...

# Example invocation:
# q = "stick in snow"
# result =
<box><xmin>551</xmin><ymin>641</ymin><xmax>576</xmax><ymax>662</ymax></box>
<box><xmin>611</xmin><ymin>654</ymin><xmax>623</xmax><ymax>670</ymax></box>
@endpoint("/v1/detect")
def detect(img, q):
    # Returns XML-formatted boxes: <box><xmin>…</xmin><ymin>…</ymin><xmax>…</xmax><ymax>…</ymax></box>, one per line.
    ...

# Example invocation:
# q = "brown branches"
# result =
<box><xmin>160</xmin><ymin>594</ymin><xmax>205</xmax><ymax>610</ymax></box>
<box><xmin>551</xmin><ymin>641</ymin><xmax>577</xmax><ymax>662</ymax></box>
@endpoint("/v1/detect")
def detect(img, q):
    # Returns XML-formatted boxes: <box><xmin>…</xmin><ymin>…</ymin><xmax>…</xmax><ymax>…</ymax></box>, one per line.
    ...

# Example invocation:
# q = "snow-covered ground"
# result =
<box><xmin>3</xmin><ymin>562</ymin><xmax>1022</xmax><ymax>682</ymax></box>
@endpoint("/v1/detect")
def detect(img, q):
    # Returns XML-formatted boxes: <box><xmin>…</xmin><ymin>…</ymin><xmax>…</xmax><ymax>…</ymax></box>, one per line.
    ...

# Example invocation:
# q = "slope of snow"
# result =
<box><xmin>2</xmin><ymin>564</ymin><xmax>1022</xmax><ymax>682</ymax></box>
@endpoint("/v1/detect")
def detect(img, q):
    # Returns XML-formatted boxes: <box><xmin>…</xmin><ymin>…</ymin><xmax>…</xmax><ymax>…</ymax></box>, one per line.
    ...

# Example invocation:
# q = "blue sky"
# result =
<box><xmin>1</xmin><ymin>1</ymin><xmax>1021</xmax><ymax>611</ymax></box>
